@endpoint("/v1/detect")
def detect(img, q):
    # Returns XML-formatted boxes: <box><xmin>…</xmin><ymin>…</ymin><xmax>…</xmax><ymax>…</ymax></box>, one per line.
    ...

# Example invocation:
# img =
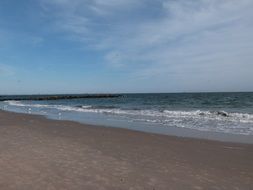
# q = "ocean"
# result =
<box><xmin>1</xmin><ymin>92</ymin><xmax>253</xmax><ymax>142</ymax></box>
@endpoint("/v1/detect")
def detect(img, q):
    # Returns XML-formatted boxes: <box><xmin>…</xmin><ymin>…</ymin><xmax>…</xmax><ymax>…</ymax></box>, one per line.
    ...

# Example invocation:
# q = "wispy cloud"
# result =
<box><xmin>37</xmin><ymin>0</ymin><xmax>253</xmax><ymax>91</ymax></box>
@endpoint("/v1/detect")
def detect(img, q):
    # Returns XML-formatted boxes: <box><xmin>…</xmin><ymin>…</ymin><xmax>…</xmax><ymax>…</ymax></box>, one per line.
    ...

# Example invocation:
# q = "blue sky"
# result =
<box><xmin>0</xmin><ymin>0</ymin><xmax>253</xmax><ymax>94</ymax></box>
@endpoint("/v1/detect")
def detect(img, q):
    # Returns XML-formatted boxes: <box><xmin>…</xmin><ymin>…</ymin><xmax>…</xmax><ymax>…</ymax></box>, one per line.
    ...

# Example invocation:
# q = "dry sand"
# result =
<box><xmin>0</xmin><ymin>110</ymin><xmax>252</xmax><ymax>190</ymax></box>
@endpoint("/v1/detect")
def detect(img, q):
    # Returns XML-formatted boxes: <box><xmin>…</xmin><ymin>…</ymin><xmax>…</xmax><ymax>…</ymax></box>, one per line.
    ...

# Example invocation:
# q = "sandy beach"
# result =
<box><xmin>0</xmin><ymin>110</ymin><xmax>252</xmax><ymax>190</ymax></box>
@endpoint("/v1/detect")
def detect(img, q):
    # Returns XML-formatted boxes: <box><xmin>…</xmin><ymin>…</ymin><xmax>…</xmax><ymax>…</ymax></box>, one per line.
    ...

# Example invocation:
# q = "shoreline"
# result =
<box><xmin>2</xmin><ymin>109</ymin><xmax>252</xmax><ymax>145</ymax></box>
<box><xmin>0</xmin><ymin>110</ymin><xmax>253</xmax><ymax>189</ymax></box>
<box><xmin>2</xmin><ymin>107</ymin><xmax>253</xmax><ymax>144</ymax></box>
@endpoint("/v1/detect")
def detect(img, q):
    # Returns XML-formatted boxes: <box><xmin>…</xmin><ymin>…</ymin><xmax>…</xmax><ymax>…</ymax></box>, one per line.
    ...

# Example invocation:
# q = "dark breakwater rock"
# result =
<box><xmin>217</xmin><ymin>111</ymin><xmax>229</xmax><ymax>117</ymax></box>
<box><xmin>0</xmin><ymin>94</ymin><xmax>122</xmax><ymax>101</ymax></box>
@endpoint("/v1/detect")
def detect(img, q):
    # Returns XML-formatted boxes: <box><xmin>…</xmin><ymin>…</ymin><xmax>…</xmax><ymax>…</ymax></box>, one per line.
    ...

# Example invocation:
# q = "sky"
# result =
<box><xmin>0</xmin><ymin>0</ymin><xmax>253</xmax><ymax>94</ymax></box>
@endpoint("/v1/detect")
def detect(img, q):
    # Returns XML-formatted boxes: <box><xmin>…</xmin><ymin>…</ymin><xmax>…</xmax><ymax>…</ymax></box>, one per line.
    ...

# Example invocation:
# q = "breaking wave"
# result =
<box><xmin>2</xmin><ymin>100</ymin><xmax>253</xmax><ymax>135</ymax></box>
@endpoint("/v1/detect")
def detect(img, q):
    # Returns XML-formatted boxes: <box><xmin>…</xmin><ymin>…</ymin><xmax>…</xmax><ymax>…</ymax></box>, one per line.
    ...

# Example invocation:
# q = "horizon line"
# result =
<box><xmin>1</xmin><ymin>91</ymin><xmax>253</xmax><ymax>96</ymax></box>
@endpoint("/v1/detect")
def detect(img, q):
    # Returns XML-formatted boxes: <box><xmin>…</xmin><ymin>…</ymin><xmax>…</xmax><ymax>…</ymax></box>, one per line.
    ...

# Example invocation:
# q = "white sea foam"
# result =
<box><xmin>3</xmin><ymin>100</ymin><xmax>253</xmax><ymax>135</ymax></box>
<box><xmin>4</xmin><ymin>101</ymin><xmax>253</xmax><ymax>123</ymax></box>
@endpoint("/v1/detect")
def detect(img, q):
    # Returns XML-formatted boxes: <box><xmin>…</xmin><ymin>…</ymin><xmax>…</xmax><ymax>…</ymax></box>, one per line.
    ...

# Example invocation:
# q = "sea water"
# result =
<box><xmin>1</xmin><ymin>92</ymin><xmax>253</xmax><ymax>143</ymax></box>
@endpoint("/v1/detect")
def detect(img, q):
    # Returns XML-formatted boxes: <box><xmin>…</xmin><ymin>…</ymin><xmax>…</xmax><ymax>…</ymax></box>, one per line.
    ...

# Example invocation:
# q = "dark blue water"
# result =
<box><xmin>1</xmin><ymin>92</ymin><xmax>253</xmax><ymax>141</ymax></box>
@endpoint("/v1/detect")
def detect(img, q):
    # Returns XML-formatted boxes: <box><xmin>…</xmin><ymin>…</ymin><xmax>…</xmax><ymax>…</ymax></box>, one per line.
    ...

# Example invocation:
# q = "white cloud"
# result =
<box><xmin>38</xmin><ymin>0</ymin><xmax>253</xmax><ymax>91</ymax></box>
<box><xmin>105</xmin><ymin>51</ymin><xmax>125</xmax><ymax>68</ymax></box>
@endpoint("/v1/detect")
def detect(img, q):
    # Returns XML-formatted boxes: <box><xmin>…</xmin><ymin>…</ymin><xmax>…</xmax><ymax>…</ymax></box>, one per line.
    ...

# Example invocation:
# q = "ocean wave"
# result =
<box><xmin>3</xmin><ymin>101</ymin><xmax>253</xmax><ymax>123</ymax></box>
<box><xmin>4</xmin><ymin>101</ymin><xmax>88</xmax><ymax>112</ymax></box>
<box><xmin>82</xmin><ymin>105</ymin><xmax>118</xmax><ymax>109</ymax></box>
<box><xmin>2</xmin><ymin>100</ymin><xmax>253</xmax><ymax>135</ymax></box>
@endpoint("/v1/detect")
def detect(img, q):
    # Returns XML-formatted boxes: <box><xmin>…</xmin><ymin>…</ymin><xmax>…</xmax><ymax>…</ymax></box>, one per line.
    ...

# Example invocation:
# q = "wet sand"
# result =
<box><xmin>0</xmin><ymin>110</ymin><xmax>252</xmax><ymax>190</ymax></box>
